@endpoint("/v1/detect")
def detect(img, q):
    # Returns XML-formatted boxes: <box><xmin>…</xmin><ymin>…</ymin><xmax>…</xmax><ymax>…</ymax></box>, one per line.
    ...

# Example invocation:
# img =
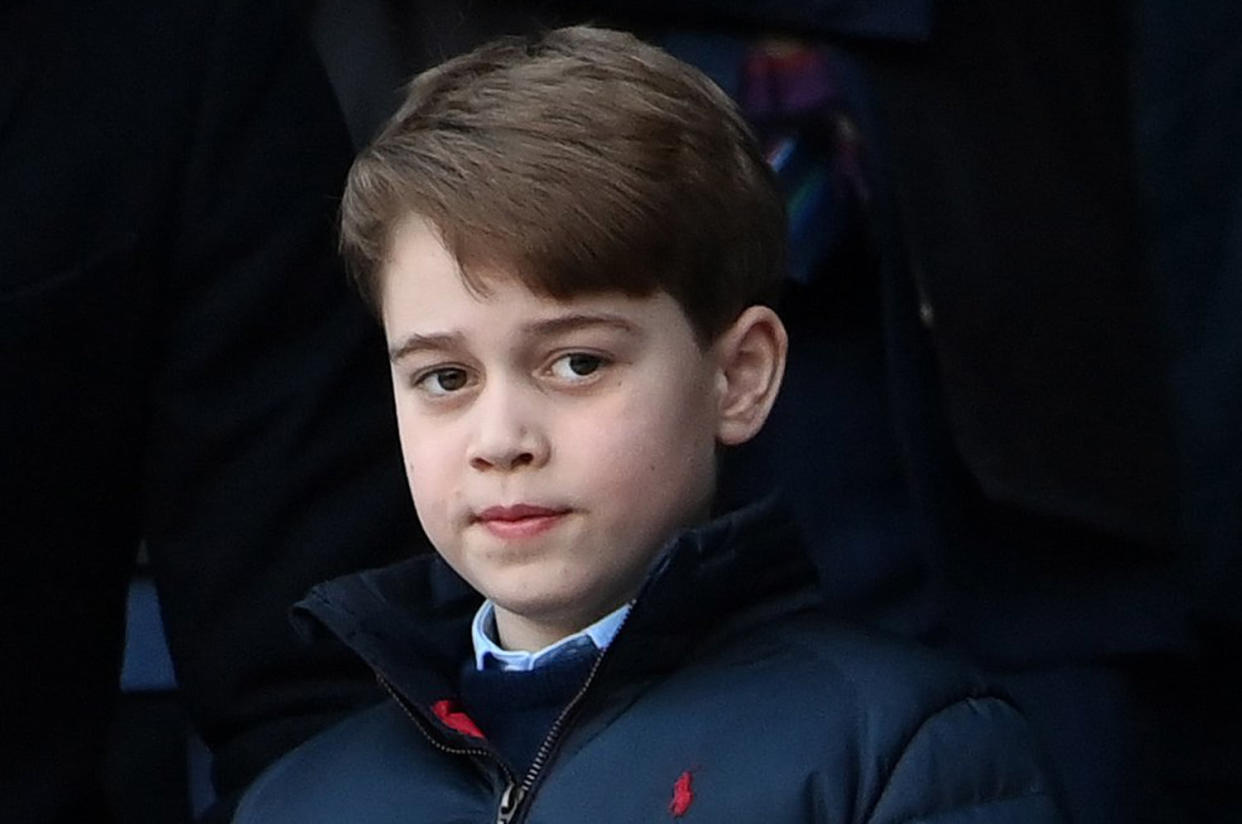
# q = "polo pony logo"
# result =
<box><xmin>669</xmin><ymin>770</ymin><xmax>694</xmax><ymax>817</ymax></box>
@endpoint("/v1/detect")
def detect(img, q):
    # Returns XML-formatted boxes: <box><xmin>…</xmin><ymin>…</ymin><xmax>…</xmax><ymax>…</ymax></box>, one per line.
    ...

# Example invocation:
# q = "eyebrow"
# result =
<box><xmin>388</xmin><ymin>331</ymin><xmax>465</xmax><ymax>363</ymax></box>
<box><xmin>388</xmin><ymin>312</ymin><xmax>640</xmax><ymax>363</ymax></box>
<box><xmin>518</xmin><ymin>312</ymin><xmax>640</xmax><ymax>339</ymax></box>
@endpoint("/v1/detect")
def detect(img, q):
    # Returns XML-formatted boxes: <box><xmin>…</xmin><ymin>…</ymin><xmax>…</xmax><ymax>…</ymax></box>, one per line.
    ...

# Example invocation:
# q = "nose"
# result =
<box><xmin>466</xmin><ymin>381</ymin><xmax>550</xmax><ymax>472</ymax></box>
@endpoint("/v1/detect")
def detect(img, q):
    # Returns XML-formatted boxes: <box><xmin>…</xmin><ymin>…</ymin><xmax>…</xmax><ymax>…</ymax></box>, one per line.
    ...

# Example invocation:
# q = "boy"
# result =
<box><xmin>235</xmin><ymin>26</ymin><xmax>1063</xmax><ymax>823</ymax></box>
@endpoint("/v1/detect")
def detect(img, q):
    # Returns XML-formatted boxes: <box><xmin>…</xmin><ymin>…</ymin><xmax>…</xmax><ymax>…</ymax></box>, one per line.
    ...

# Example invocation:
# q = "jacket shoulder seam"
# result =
<box><xmin>861</xmin><ymin>691</ymin><xmax>1026</xmax><ymax>821</ymax></box>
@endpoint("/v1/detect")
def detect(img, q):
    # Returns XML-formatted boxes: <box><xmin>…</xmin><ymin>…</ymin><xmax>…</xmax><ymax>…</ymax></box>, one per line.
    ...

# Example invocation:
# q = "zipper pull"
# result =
<box><xmin>496</xmin><ymin>782</ymin><xmax>526</xmax><ymax>824</ymax></box>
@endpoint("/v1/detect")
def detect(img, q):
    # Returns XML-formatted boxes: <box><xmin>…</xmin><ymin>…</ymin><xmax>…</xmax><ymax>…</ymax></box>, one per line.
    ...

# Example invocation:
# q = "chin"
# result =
<box><xmin>491</xmin><ymin>590</ymin><xmax>581</xmax><ymax>621</ymax></box>
<box><xmin>491</xmin><ymin>587</ymin><xmax>609</xmax><ymax>631</ymax></box>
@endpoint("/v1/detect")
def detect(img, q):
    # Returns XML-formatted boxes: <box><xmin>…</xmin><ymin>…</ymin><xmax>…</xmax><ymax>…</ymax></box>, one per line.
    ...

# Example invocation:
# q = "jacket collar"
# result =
<box><xmin>293</xmin><ymin>496</ymin><xmax>820</xmax><ymax>721</ymax></box>
<box><xmin>603</xmin><ymin>496</ymin><xmax>821</xmax><ymax>680</ymax></box>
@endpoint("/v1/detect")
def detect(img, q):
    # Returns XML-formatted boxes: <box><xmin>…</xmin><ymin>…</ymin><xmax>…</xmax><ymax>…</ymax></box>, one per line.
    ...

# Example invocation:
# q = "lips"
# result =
<box><xmin>477</xmin><ymin>504</ymin><xmax>567</xmax><ymax>521</ymax></box>
<box><xmin>475</xmin><ymin>504</ymin><xmax>570</xmax><ymax>539</ymax></box>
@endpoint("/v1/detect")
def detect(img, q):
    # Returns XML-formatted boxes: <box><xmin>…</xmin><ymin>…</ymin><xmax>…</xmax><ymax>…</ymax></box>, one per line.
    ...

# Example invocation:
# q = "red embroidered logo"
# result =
<box><xmin>430</xmin><ymin>699</ymin><xmax>485</xmax><ymax>739</ymax></box>
<box><xmin>669</xmin><ymin>770</ymin><xmax>694</xmax><ymax>818</ymax></box>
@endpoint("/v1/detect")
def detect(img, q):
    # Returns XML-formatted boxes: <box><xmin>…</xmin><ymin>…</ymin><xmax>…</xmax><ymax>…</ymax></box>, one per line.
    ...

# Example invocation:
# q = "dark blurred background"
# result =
<box><xmin>6</xmin><ymin>1</ymin><xmax>1235</xmax><ymax>822</ymax></box>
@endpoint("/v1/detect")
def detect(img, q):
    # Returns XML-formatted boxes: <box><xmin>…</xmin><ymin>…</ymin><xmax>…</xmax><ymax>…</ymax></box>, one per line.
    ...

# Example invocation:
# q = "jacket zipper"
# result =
<box><xmin>500</xmin><ymin>608</ymin><xmax>630</xmax><ymax>824</ymax></box>
<box><xmin>375</xmin><ymin>673</ymin><xmax>521</xmax><ymax>820</ymax></box>
<box><xmin>376</xmin><ymin>605</ymin><xmax>633</xmax><ymax>824</ymax></box>
<box><xmin>495</xmin><ymin>782</ymin><xmax>526</xmax><ymax>824</ymax></box>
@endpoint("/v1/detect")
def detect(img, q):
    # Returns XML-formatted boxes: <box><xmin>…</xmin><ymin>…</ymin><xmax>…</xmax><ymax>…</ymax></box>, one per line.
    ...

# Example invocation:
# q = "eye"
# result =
<box><xmin>414</xmin><ymin>367</ymin><xmax>471</xmax><ymax>396</ymax></box>
<box><xmin>549</xmin><ymin>353</ymin><xmax>606</xmax><ymax>381</ymax></box>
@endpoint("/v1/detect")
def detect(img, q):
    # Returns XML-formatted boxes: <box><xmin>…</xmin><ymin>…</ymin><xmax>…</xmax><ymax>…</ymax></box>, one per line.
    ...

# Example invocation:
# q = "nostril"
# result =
<box><xmin>470</xmin><ymin>450</ymin><xmax>535</xmax><ymax>471</ymax></box>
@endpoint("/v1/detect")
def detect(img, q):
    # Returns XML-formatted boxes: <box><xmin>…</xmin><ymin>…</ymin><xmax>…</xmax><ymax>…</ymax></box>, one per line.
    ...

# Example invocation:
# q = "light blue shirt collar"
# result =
<box><xmin>470</xmin><ymin>600</ymin><xmax>631</xmax><ymax>672</ymax></box>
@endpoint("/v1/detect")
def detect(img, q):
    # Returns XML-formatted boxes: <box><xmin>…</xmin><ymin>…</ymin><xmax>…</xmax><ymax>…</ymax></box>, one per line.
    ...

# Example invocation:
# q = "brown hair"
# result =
<box><xmin>340</xmin><ymin>25</ymin><xmax>785</xmax><ymax>342</ymax></box>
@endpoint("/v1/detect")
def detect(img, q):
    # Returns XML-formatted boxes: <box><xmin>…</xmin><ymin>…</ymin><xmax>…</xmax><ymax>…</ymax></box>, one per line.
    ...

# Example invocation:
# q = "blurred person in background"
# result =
<box><xmin>0</xmin><ymin>1</ymin><xmax>422</xmax><ymax>821</ymax></box>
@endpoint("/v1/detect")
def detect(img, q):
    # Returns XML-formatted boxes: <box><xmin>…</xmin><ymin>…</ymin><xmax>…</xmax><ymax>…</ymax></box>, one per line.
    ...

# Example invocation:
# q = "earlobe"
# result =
<box><xmin>714</xmin><ymin>306</ymin><xmax>788</xmax><ymax>446</ymax></box>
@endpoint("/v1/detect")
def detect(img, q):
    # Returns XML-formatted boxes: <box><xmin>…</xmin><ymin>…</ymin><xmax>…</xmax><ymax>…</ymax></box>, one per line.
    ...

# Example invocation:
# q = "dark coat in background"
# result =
<box><xmin>0</xmin><ymin>1</ymin><xmax>420</xmax><ymax>820</ymax></box>
<box><xmin>234</xmin><ymin>501</ymin><xmax>1064</xmax><ymax>824</ymax></box>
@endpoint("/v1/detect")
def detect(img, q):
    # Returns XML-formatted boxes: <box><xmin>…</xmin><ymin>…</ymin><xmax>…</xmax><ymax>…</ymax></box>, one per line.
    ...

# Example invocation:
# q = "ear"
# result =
<box><xmin>712</xmin><ymin>305</ymin><xmax>788</xmax><ymax>446</ymax></box>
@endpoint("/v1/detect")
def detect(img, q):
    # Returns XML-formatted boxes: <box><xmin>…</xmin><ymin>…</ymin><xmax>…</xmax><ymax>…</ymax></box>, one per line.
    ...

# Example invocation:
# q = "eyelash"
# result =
<box><xmin>547</xmin><ymin>352</ymin><xmax>608</xmax><ymax>381</ymax></box>
<box><xmin>408</xmin><ymin>352</ymin><xmax>610</xmax><ymax>399</ymax></box>
<box><xmin>412</xmin><ymin>366</ymin><xmax>471</xmax><ymax>397</ymax></box>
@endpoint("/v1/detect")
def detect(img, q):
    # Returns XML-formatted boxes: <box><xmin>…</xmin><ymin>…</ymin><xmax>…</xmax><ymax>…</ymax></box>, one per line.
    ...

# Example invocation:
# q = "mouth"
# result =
<box><xmin>474</xmin><ymin>504</ymin><xmax>570</xmax><ymax>539</ymax></box>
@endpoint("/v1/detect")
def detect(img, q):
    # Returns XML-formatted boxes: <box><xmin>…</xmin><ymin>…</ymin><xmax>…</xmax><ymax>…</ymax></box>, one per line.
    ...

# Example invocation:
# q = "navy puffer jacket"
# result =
<box><xmin>235</xmin><ymin>501</ymin><xmax>1064</xmax><ymax>823</ymax></box>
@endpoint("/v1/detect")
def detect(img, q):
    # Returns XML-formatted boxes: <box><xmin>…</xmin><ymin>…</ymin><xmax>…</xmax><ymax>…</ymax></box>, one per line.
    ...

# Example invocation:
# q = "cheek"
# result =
<box><xmin>586</xmin><ymin>384</ymin><xmax>716</xmax><ymax>496</ymax></box>
<box><xmin>406</xmin><ymin>458</ymin><xmax>460</xmax><ymax>559</ymax></box>
<box><xmin>396</xmin><ymin>418</ymin><xmax>459</xmax><ymax>526</ymax></box>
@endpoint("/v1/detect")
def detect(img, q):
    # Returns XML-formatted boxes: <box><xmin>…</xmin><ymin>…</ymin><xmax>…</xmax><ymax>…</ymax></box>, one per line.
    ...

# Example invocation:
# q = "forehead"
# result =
<box><xmin>380</xmin><ymin>217</ymin><xmax>696</xmax><ymax>353</ymax></box>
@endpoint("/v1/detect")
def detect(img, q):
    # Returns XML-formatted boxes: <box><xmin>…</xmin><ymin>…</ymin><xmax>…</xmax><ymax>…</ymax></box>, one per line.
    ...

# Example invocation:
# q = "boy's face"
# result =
<box><xmin>381</xmin><ymin>219</ymin><xmax>724</xmax><ymax>651</ymax></box>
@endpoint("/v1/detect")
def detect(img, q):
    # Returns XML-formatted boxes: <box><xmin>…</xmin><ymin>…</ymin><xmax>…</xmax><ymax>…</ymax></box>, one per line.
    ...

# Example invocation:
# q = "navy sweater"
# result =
<box><xmin>459</xmin><ymin>652</ymin><xmax>597</xmax><ymax>776</ymax></box>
